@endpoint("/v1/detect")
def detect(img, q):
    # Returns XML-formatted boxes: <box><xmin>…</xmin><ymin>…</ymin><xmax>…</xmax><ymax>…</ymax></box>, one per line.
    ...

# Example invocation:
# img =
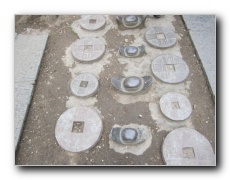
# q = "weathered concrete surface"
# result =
<box><xmin>182</xmin><ymin>15</ymin><xmax>216</xmax><ymax>97</ymax></box>
<box><xmin>15</xmin><ymin>15</ymin><xmax>215</xmax><ymax>165</ymax></box>
<box><xmin>14</xmin><ymin>32</ymin><xmax>48</xmax><ymax>149</ymax></box>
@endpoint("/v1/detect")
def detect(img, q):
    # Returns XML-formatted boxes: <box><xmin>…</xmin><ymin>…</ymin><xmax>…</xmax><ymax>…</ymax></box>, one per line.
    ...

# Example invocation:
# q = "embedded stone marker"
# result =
<box><xmin>151</xmin><ymin>54</ymin><xmax>189</xmax><ymax>83</ymax></box>
<box><xmin>109</xmin><ymin>125</ymin><xmax>147</xmax><ymax>145</ymax></box>
<box><xmin>71</xmin><ymin>37</ymin><xmax>105</xmax><ymax>62</ymax></box>
<box><xmin>111</xmin><ymin>76</ymin><xmax>152</xmax><ymax>93</ymax></box>
<box><xmin>162</xmin><ymin>128</ymin><xmax>215</xmax><ymax>166</ymax></box>
<box><xmin>116</xmin><ymin>15</ymin><xmax>146</xmax><ymax>30</ymax></box>
<box><xmin>119</xmin><ymin>45</ymin><xmax>145</xmax><ymax>57</ymax></box>
<box><xmin>79</xmin><ymin>15</ymin><xmax>106</xmax><ymax>31</ymax></box>
<box><xmin>160</xmin><ymin>92</ymin><xmax>192</xmax><ymax>121</ymax></box>
<box><xmin>145</xmin><ymin>26</ymin><xmax>177</xmax><ymax>48</ymax></box>
<box><xmin>55</xmin><ymin>106</ymin><xmax>103</xmax><ymax>152</ymax></box>
<box><xmin>70</xmin><ymin>73</ymin><xmax>99</xmax><ymax>97</ymax></box>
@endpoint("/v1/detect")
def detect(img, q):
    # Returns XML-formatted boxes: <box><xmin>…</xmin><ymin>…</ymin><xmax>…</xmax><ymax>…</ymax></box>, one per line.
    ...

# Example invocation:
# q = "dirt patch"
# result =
<box><xmin>15</xmin><ymin>15</ymin><xmax>215</xmax><ymax>165</ymax></box>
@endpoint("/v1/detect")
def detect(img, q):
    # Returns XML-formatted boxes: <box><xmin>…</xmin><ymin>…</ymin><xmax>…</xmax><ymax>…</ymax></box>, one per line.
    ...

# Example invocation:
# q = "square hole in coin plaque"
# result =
<box><xmin>156</xmin><ymin>33</ymin><xmax>166</xmax><ymax>40</ymax></box>
<box><xmin>164</xmin><ymin>64</ymin><xmax>176</xmax><ymax>72</ymax></box>
<box><xmin>72</xmin><ymin>121</ymin><xmax>84</xmax><ymax>133</ymax></box>
<box><xmin>84</xmin><ymin>45</ymin><xmax>93</xmax><ymax>52</ymax></box>
<box><xmin>171</xmin><ymin>102</ymin><xmax>180</xmax><ymax>109</ymax></box>
<box><xmin>182</xmin><ymin>147</ymin><xmax>195</xmax><ymax>158</ymax></box>
<box><xmin>80</xmin><ymin>81</ymin><xmax>88</xmax><ymax>88</ymax></box>
<box><xmin>89</xmin><ymin>19</ymin><xmax>97</xmax><ymax>24</ymax></box>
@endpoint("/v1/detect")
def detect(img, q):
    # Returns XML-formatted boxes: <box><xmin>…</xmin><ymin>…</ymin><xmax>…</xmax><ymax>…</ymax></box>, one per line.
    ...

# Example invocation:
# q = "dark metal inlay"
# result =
<box><xmin>80</xmin><ymin>81</ymin><xmax>88</xmax><ymax>88</ymax></box>
<box><xmin>72</xmin><ymin>121</ymin><xmax>84</xmax><ymax>133</ymax></box>
<box><xmin>121</xmin><ymin>128</ymin><xmax>138</xmax><ymax>142</ymax></box>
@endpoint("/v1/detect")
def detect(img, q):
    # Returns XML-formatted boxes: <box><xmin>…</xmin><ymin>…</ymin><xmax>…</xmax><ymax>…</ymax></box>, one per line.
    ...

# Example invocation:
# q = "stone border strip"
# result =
<box><xmin>182</xmin><ymin>15</ymin><xmax>216</xmax><ymax>99</ymax></box>
<box><xmin>14</xmin><ymin>33</ymin><xmax>49</xmax><ymax>150</ymax></box>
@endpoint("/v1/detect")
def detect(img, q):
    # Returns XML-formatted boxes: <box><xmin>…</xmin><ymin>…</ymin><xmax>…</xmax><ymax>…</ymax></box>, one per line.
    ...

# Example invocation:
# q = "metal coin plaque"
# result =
<box><xmin>160</xmin><ymin>92</ymin><xmax>192</xmax><ymax>121</ymax></box>
<box><xmin>80</xmin><ymin>15</ymin><xmax>106</xmax><ymax>31</ymax></box>
<box><xmin>55</xmin><ymin>107</ymin><xmax>103</xmax><ymax>153</ymax></box>
<box><xmin>145</xmin><ymin>26</ymin><xmax>177</xmax><ymax>48</ymax></box>
<box><xmin>71</xmin><ymin>37</ymin><xmax>105</xmax><ymax>62</ymax></box>
<box><xmin>119</xmin><ymin>45</ymin><xmax>145</xmax><ymax>57</ymax></box>
<box><xmin>109</xmin><ymin>126</ymin><xmax>147</xmax><ymax>145</ymax></box>
<box><xmin>111</xmin><ymin>76</ymin><xmax>152</xmax><ymax>93</ymax></box>
<box><xmin>116</xmin><ymin>15</ymin><xmax>146</xmax><ymax>30</ymax></box>
<box><xmin>162</xmin><ymin>128</ymin><xmax>215</xmax><ymax>166</ymax></box>
<box><xmin>151</xmin><ymin>54</ymin><xmax>189</xmax><ymax>83</ymax></box>
<box><xmin>70</xmin><ymin>73</ymin><xmax>99</xmax><ymax>97</ymax></box>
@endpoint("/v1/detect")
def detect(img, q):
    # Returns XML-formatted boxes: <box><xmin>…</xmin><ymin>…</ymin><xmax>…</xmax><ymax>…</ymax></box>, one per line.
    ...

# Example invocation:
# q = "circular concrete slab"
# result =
<box><xmin>70</xmin><ymin>73</ymin><xmax>99</xmax><ymax>97</ymax></box>
<box><xmin>151</xmin><ymin>54</ymin><xmax>189</xmax><ymax>83</ymax></box>
<box><xmin>71</xmin><ymin>37</ymin><xmax>105</xmax><ymax>62</ymax></box>
<box><xmin>55</xmin><ymin>107</ymin><xmax>103</xmax><ymax>152</ymax></box>
<box><xmin>79</xmin><ymin>15</ymin><xmax>106</xmax><ymax>31</ymax></box>
<box><xmin>160</xmin><ymin>92</ymin><xmax>192</xmax><ymax>121</ymax></box>
<box><xmin>145</xmin><ymin>26</ymin><xmax>177</xmax><ymax>48</ymax></box>
<box><xmin>162</xmin><ymin>128</ymin><xmax>215</xmax><ymax>166</ymax></box>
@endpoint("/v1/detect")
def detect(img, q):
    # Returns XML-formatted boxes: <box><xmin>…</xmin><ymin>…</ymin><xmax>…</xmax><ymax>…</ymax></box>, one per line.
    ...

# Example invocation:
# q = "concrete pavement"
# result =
<box><xmin>182</xmin><ymin>15</ymin><xmax>216</xmax><ymax>98</ymax></box>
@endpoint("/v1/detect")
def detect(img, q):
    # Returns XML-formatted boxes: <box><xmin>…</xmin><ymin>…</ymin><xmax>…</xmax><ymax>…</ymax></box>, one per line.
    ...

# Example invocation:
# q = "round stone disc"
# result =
<box><xmin>160</xmin><ymin>92</ymin><xmax>192</xmax><ymax>121</ymax></box>
<box><xmin>80</xmin><ymin>15</ymin><xmax>106</xmax><ymax>31</ymax></box>
<box><xmin>151</xmin><ymin>54</ymin><xmax>189</xmax><ymax>83</ymax></box>
<box><xmin>145</xmin><ymin>26</ymin><xmax>177</xmax><ymax>48</ymax></box>
<box><xmin>71</xmin><ymin>37</ymin><xmax>105</xmax><ymax>62</ymax></box>
<box><xmin>55</xmin><ymin>107</ymin><xmax>103</xmax><ymax>152</ymax></box>
<box><xmin>70</xmin><ymin>73</ymin><xmax>99</xmax><ymax>97</ymax></box>
<box><xmin>162</xmin><ymin>128</ymin><xmax>215</xmax><ymax>166</ymax></box>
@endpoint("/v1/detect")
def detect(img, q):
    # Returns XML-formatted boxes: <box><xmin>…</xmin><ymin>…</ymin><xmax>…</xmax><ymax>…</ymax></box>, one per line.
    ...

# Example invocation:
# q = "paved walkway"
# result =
<box><xmin>182</xmin><ymin>15</ymin><xmax>216</xmax><ymax>98</ymax></box>
<box><xmin>14</xmin><ymin>33</ymin><xmax>49</xmax><ymax>149</ymax></box>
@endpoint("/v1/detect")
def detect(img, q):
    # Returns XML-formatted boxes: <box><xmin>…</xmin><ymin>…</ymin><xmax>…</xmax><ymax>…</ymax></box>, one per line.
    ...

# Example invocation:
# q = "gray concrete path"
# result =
<box><xmin>14</xmin><ymin>33</ymin><xmax>49</xmax><ymax>149</ymax></box>
<box><xmin>182</xmin><ymin>15</ymin><xmax>216</xmax><ymax>98</ymax></box>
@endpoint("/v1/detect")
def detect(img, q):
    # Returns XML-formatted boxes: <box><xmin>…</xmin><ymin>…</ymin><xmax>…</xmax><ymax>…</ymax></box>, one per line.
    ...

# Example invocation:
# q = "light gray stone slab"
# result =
<box><xmin>55</xmin><ymin>107</ymin><xmax>103</xmax><ymax>152</ymax></box>
<box><xmin>182</xmin><ymin>15</ymin><xmax>216</xmax><ymax>97</ymax></box>
<box><xmin>14</xmin><ymin>33</ymin><xmax>49</xmax><ymax>149</ymax></box>
<box><xmin>162</xmin><ymin>128</ymin><xmax>216</xmax><ymax>166</ymax></box>
<box><xmin>14</xmin><ymin>82</ymin><xmax>34</xmax><ymax>149</ymax></box>
<box><xmin>160</xmin><ymin>92</ymin><xmax>192</xmax><ymax>121</ymax></box>
<box><xmin>15</xmin><ymin>34</ymin><xmax>49</xmax><ymax>83</ymax></box>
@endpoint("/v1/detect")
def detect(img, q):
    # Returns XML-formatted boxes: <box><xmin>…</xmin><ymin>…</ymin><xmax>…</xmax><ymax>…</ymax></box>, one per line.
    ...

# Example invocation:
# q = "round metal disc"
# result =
<box><xmin>55</xmin><ymin>107</ymin><xmax>103</xmax><ymax>152</ymax></box>
<box><xmin>162</xmin><ymin>128</ymin><xmax>215</xmax><ymax>166</ymax></box>
<box><xmin>160</xmin><ymin>92</ymin><xmax>192</xmax><ymax>121</ymax></box>
<box><xmin>145</xmin><ymin>26</ymin><xmax>177</xmax><ymax>48</ymax></box>
<box><xmin>79</xmin><ymin>15</ymin><xmax>106</xmax><ymax>31</ymax></box>
<box><xmin>70</xmin><ymin>73</ymin><xmax>99</xmax><ymax>97</ymax></box>
<box><xmin>71</xmin><ymin>37</ymin><xmax>105</xmax><ymax>62</ymax></box>
<box><xmin>151</xmin><ymin>54</ymin><xmax>189</xmax><ymax>83</ymax></box>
